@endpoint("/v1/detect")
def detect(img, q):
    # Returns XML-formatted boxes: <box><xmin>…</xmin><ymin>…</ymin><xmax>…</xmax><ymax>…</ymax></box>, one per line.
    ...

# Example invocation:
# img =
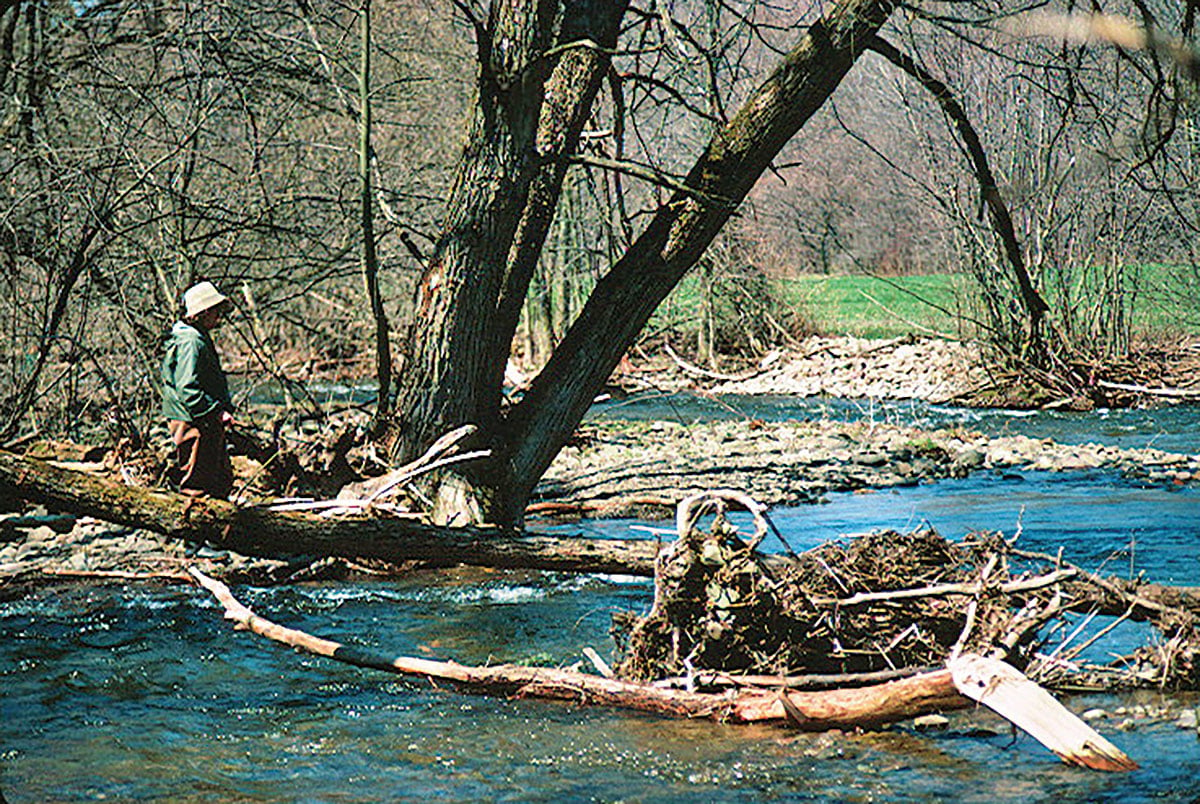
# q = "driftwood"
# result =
<box><xmin>949</xmin><ymin>654</ymin><xmax>1138</xmax><ymax>772</ymax></box>
<box><xmin>612</xmin><ymin>491</ymin><xmax>1200</xmax><ymax>698</ymax></box>
<box><xmin>653</xmin><ymin>666</ymin><xmax>934</xmax><ymax>691</ymax></box>
<box><xmin>190</xmin><ymin>567</ymin><xmax>1135</xmax><ymax>770</ymax></box>
<box><xmin>333</xmin><ymin>424</ymin><xmax>485</xmax><ymax>507</ymax></box>
<box><xmin>0</xmin><ymin>450</ymin><xmax>661</xmax><ymax>576</ymax></box>
<box><xmin>1096</xmin><ymin>380</ymin><xmax>1200</xmax><ymax>400</ymax></box>
<box><xmin>187</xmin><ymin>567</ymin><xmax>966</xmax><ymax>725</ymax></box>
<box><xmin>4</xmin><ymin>449</ymin><xmax>1200</xmax><ymax>634</ymax></box>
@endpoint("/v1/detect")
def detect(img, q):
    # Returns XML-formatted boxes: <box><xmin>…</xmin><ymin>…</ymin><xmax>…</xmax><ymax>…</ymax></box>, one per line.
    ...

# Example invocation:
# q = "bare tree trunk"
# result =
<box><xmin>494</xmin><ymin>0</ymin><xmax>899</xmax><ymax>523</ymax></box>
<box><xmin>390</xmin><ymin>0</ymin><xmax>629</xmax><ymax>521</ymax></box>
<box><xmin>393</xmin><ymin>1</ymin><xmax>622</xmax><ymax>455</ymax></box>
<box><xmin>391</xmin><ymin>0</ymin><xmax>899</xmax><ymax>527</ymax></box>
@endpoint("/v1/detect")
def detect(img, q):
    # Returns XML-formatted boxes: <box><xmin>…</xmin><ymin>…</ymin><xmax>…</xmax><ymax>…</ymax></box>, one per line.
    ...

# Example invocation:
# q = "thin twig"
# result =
<box><xmin>821</xmin><ymin>568</ymin><xmax>1076</xmax><ymax>607</ymax></box>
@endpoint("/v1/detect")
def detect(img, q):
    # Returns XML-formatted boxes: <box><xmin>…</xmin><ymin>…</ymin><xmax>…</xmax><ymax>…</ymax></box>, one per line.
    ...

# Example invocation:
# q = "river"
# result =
<box><xmin>3</xmin><ymin>395</ymin><xmax>1199</xmax><ymax>801</ymax></box>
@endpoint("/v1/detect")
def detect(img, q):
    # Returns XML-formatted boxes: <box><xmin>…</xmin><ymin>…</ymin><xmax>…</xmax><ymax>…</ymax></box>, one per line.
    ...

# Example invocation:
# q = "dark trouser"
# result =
<box><xmin>168</xmin><ymin>414</ymin><xmax>233</xmax><ymax>500</ymax></box>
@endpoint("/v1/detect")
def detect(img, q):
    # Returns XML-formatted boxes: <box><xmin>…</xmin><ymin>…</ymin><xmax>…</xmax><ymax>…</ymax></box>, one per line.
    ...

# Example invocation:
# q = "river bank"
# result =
<box><xmin>608</xmin><ymin>335</ymin><xmax>991</xmax><ymax>403</ymax></box>
<box><xmin>533</xmin><ymin>417</ymin><xmax>1200</xmax><ymax>518</ymax></box>
<box><xmin>607</xmin><ymin>334</ymin><xmax>1200</xmax><ymax>408</ymax></box>
<box><xmin>2</xmin><ymin>336</ymin><xmax>1199</xmax><ymax>589</ymax></box>
<box><xmin>3</xmin><ymin>411</ymin><xmax>1198</xmax><ymax>591</ymax></box>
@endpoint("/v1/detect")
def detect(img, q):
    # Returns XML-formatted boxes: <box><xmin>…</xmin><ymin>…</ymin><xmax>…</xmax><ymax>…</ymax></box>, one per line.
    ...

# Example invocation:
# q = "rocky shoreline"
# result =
<box><xmin>710</xmin><ymin>336</ymin><xmax>991</xmax><ymax>402</ymax></box>
<box><xmin>533</xmin><ymin>417</ymin><xmax>1200</xmax><ymax>519</ymax></box>
<box><xmin>611</xmin><ymin>335</ymin><xmax>991</xmax><ymax>403</ymax></box>
<box><xmin>5</xmin><ymin>414</ymin><xmax>1197</xmax><ymax>590</ymax></box>
<box><xmin>2</xmin><ymin>335</ymin><xmax>1198</xmax><ymax>590</ymax></box>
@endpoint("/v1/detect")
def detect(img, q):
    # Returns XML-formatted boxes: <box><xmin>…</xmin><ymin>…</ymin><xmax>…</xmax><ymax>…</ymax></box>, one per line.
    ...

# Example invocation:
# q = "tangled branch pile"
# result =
<box><xmin>613</xmin><ymin>492</ymin><xmax>1200</xmax><ymax>692</ymax></box>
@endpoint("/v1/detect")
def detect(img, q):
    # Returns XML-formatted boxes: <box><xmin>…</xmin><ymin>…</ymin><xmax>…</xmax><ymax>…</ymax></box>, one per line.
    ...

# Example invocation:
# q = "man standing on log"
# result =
<box><xmin>161</xmin><ymin>281</ymin><xmax>236</xmax><ymax>499</ymax></box>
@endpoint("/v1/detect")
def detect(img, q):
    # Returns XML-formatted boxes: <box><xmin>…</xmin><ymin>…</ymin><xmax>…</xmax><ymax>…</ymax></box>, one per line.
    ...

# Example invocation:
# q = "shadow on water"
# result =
<box><xmin>4</xmin><ymin>395</ymin><xmax>1200</xmax><ymax>801</ymax></box>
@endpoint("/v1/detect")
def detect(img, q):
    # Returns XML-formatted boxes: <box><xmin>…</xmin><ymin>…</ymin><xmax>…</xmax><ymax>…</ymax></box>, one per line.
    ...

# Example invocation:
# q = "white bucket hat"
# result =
<box><xmin>183</xmin><ymin>281</ymin><xmax>232</xmax><ymax>318</ymax></box>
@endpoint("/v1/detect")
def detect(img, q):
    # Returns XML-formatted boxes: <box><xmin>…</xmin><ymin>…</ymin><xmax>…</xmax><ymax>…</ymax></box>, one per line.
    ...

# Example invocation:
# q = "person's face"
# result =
<box><xmin>195</xmin><ymin>305</ymin><xmax>228</xmax><ymax>330</ymax></box>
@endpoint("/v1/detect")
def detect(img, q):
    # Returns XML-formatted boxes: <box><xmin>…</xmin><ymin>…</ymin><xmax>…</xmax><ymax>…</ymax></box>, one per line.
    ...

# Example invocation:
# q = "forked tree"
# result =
<box><xmin>386</xmin><ymin>0</ymin><xmax>898</xmax><ymax>525</ymax></box>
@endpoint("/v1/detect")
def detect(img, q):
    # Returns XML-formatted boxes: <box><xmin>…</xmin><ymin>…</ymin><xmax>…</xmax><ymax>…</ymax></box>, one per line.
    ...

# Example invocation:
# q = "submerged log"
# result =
<box><xmin>190</xmin><ymin>568</ymin><xmax>1136</xmax><ymax>770</ymax></box>
<box><xmin>0</xmin><ymin>451</ymin><xmax>659</xmax><ymax>575</ymax></box>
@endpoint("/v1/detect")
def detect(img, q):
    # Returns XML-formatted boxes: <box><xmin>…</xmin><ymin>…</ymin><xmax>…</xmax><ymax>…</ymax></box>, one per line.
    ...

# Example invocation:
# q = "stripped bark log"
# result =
<box><xmin>948</xmin><ymin>654</ymin><xmax>1138</xmax><ymax>771</ymax></box>
<box><xmin>190</xmin><ymin>568</ymin><xmax>1137</xmax><ymax>770</ymax></box>
<box><xmin>187</xmin><ymin>566</ymin><xmax>967</xmax><ymax>727</ymax></box>
<box><xmin>816</xmin><ymin>568</ymin><xmax>1078</xmax><ymax>607</ymax></box>
<box><xmin>335</xmin><ymin>424</ymin><xmax>482</xmax><ymax>504</ymax></box>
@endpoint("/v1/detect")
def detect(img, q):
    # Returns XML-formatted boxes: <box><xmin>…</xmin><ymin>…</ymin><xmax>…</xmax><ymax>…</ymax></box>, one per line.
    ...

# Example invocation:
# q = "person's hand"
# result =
<box><xmin>221</xmin><ymin>410</ymin><xmax>235</xmax><ymax>428</ymax></box>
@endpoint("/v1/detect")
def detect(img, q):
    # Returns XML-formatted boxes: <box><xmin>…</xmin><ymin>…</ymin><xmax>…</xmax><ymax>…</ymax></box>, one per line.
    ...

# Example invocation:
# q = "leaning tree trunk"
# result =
<box><xmin>493</xmin><ymin>0</ymin><xmax>899</xmax><ymax>524</ymax></box>
<box><xmin>866</xmin><ymin>36</ymin><xmax>1054</xmax><ymax>370</ymax></box>
<box><xmin>393</xmin><ymin>0</ymin><xmax>900</xmax><ymax>527</ymax></box>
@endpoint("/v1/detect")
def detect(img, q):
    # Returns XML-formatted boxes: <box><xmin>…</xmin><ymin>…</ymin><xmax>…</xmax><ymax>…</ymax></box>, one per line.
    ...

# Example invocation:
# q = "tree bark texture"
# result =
<box><xmin>495</xmin><ymin>0</ymin><xmax>898</xmax><ymax>522</ymax></box>
<box><xmin>393</xmin><ymin>0</ymin><xmax>627</xmax><ymax>473</ymax></box>
<box><xmin>392</xmin><ymin>0</ymin><xmax>898</xmax><ymax>526</ymax></box>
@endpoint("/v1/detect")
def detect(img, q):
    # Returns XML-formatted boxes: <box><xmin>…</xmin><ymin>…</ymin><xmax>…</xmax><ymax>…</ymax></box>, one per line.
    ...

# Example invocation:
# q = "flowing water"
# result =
<box><xmin>4</xmin><ymin>396</ymin><xmax>1200</xmax><ymax>802</ymax></box>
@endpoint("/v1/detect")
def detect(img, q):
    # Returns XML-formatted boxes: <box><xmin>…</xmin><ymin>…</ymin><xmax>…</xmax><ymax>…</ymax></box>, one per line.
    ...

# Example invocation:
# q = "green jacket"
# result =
<box><xmin>161</xmin><ymin>321</ymin><xmax>233</xmax><ymax>422</ymax></box>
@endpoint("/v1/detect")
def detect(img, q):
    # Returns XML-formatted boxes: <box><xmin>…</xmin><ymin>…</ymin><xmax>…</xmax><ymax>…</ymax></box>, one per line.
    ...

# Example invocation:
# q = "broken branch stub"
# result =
<box><xmin>949</xmin><ymin>654</ymin><xmax>1138</xmax><ymax>772</ymax></box>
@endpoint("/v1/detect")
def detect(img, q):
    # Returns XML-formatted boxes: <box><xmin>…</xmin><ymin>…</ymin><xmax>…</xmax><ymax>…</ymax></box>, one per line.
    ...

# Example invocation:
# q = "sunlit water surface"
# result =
<box><xmin>4</xmin><ymin>397</ymin><xmax>1199</xmax><ymax>801</ymax></box>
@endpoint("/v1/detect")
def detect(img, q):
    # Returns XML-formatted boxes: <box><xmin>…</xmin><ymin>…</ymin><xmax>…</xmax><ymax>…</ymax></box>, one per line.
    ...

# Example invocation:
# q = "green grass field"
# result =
<box><xmin>781</xmin><ymin>273</ymin><xmax>971</xmax><ymax>338</ymax></box>
<box><xmin>656</xmin><ymin>264</ymin><xmax>1199</xmax><ymax>343</ymax></box>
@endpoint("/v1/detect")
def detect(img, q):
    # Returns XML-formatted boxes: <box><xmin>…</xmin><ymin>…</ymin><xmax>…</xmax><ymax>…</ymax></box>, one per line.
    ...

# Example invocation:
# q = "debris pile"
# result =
<box><xmin>613</xmin><ymin>492</ymin><xmax>1200</xmax><ymax>692</ymax></box>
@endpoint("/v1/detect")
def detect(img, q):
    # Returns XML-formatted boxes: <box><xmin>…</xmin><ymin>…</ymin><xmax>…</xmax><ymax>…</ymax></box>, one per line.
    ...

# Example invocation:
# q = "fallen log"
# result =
<box><xmin>0</xmin><ymin>450</ymin><xmax>659</xmax><ymax>576</ymax></box>
<box><xmin>187</xmin><ymin>566</ymin><xmax>967</xmax><ymax>726</ymax></box>
<box><xmin>189</xmin><ymin>568</ymin><xmax>1136</xmax><ymax>770</ymax></box>
<box><xmin>652</xmin><ymin>666</ymin><xmax>934</xmax><ymax>691</ymax></box>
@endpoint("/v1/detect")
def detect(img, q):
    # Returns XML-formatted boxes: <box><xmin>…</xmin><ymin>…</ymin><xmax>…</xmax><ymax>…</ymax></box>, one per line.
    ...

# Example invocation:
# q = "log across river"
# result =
<box><xmin>0</xmin><ymin>450</ymin><xmax>660</xmax><ymax>577</ymax></box>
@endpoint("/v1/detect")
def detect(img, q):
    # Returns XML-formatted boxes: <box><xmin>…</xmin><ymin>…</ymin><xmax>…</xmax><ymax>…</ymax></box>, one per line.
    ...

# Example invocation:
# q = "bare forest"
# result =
<box><xmin>0</xmin><ymin>0</ymin><xmax>1197</xmax><ymax>522</ymax></box>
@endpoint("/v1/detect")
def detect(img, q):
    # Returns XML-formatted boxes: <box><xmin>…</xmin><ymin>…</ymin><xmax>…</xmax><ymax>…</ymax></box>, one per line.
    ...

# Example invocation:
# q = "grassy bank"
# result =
<box><xmin>654</xmin><ymin>264</ymin><xmax>1199</xmax><ymax>345</ymax></box>
<box><xmin>782</xmin><ymin>273</ymin><xmax>968</xmax><ymax>338</ymax></box>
